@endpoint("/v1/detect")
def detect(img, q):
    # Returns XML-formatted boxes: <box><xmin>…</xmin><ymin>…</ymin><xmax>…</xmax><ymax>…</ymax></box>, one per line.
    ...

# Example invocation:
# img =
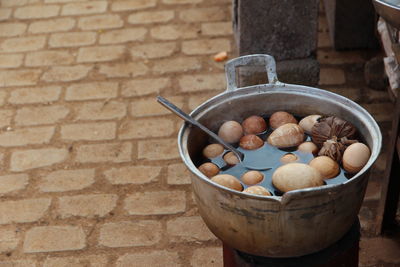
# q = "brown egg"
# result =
<box><xmin>218</xmin><ymin>120</ymin><xmax>243</xmax><ymax>143</ymax></box>
<box><xmin>280</xmin><ymin>153</ymin><xmax>298</xmax><ymax>164</ymax></box>
<box><xmin>269</xmin><ymin>111</ymin><xmax>297</xmax><ymax>129</ymax></box>
<box><xmin>241</xmin><ymin>171</ymin><xmax>264</xmax><ymax>185</ymax></box>
<box><xmin>211</xmin><ymin>174</ymin><xmax>243</xmax><ymax>191</ymax></box>
<box><xmin>298</xmin><ymin>141</ymin><xmax>319</xmax><ymax>154</ymax></box>
<box><xmin>198</xmin><ymin>162</ymin><xmax>219</xmax><ymax>178</ymax></box>
<box><xmin>244</xmin><ymin>186</ymin><xmax>271</xmax><ymax>196</ymax></box>
<box><xmin>267</xmin><ymin>123</ymin><xmax>304</xmax><ymax>148</ymax></box>
<box><xmin>272</xmin><ymin>163</ymin><xmax>323</xmax><ymax>192</ymax></box>
<box><xmin>202</xmin><ymin>143</ymin><xmax>224</xmax><ymax>158</ymax></box>
<box><xmin>239</xmin><ymin>134</ymin><xmax>264</xmax><ymax>150</ymax></box>
<box><xmin>299</xmin><ymin>115</ymin><xmax>321</xmax><ymax>135</ymax></box>
<box><xmin>223</xmin><ymin>151</ymin><xmax>240</xmax><ymax>165</ymax></box>
<box><xmin>309</xmin><ymin>156</ymin><xmax>340</xmax><ymax>179</ymax></box>
<box><xmin>242</xmin><ymin>115</ymin><xmax>267</xmax><ymax>134</ymax></box>
<box><xmin>342</xmin><ymin>143</ymin><xmax>370</xmax><ymax>174</ymax></box>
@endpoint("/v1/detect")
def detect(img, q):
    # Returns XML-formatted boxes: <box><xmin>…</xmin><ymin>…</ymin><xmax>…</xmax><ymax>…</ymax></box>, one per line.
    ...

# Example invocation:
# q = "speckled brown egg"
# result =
<box><xmin>244</xmin><ymin>186</ymin><xmax>271</xmax><ymax>196</ymax></box>
<box><xmin>241</xmin><ymin>171</ymin><xmax>264</xmax><ymax>185</ymax></box>
<box><xmin>239</xmin><ymin>134</ymin><xmax>264</xmax><ymax>150</ymax></box>
<box><xmin>202</xmin><ymin>143</ymin><xmax>224</xmax><ymax>158</ymax></box>
<box><xmin>242</xmin><ymin>115</ymin><xmax>267</xmax><ymax>134</ymax></box>
<box><xmin>211</xmin><ymin>174</ymin><xmax>243</xmax><ymax>191</ymax></box>
<box><xmin>198</xmin><ymin>162</ymin><xmax>219</xmax><ymax>178</ymax></box>
<box><xmin>223</xmin><ymin>151</ymin><xmax>240</xmax><ymax>165</ymax></box>
<box><xmin>218</xmin><ymin>120</ymin><xmax>243</xmax><ymax>143</ymax></box>
<box><xmin>269</xmin><ymin>111</ymin><xmax>297</xmax><ymax>129</ymax></box>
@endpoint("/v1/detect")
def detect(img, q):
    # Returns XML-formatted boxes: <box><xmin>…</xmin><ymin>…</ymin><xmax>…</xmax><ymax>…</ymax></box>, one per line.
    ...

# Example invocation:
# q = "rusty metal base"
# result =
<box><xmin>223</xmin><ymin>219</ymin><xmax>360</xmax><ymax>267</ymax></box>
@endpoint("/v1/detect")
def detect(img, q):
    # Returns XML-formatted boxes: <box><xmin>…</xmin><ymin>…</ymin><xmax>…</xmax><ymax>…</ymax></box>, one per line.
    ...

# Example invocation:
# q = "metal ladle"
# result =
<box><xmin>157</xmin><ymin>96</ymin><xmax>271</xmax><ymax>171</ymax></box>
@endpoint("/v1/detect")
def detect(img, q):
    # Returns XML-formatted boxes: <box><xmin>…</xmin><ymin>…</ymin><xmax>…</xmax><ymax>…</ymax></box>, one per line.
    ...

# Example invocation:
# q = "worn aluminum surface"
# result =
<box><xmin>178</xmin><ymin>54</ymin><xmax>382</xmax><ymax>257</ymax></box>
<box><xmin>373</xmin><ymin>0</ymin><xmax>400</xmax><ymax>29</ymax></box>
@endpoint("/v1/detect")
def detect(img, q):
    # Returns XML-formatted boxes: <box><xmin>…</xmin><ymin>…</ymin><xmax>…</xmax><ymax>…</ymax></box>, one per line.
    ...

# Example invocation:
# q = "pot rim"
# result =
<box><xmin>178</xmin><ymin>82</ymin><xmax>382</xmax><ymax>202</ymax></box>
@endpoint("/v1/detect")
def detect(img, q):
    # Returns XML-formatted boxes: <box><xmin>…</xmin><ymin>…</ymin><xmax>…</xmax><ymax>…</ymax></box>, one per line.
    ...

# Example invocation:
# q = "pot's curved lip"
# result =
<box><xmin>178</xmin><ymin>83</ymin><xmax>382</xmax><ymax>203</ymax></box>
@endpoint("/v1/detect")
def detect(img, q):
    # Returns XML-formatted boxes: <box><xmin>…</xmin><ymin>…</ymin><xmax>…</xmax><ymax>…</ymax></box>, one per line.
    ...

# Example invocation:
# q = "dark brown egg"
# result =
<box><xmin>241</xmin><ymin>171</ymin><xmax>264</xmax><ymax>185</ymax></box>
<box><xmin>269</xmin><ymin>111</ymin><xmax>297</xmax><ymax>129</ymax></box>
<box><xmin>242</xmin><ymin>115</ymin><xmax>267</xmax><ymax>134</ymax></box>
<box><xmin>198</xmin><ymin>162</ymin><xmax>219</xmax><ymax>178</ymax></box>
<box><xmin>211</xmin><ymin>174</ymin><xmax>243</xmax><ymax>191</ymax></box>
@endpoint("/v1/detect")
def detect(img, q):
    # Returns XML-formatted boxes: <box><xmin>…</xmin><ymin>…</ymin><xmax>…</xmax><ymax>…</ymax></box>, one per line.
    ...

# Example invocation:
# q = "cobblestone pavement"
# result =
<box><xmin>0</xmin><ymin>0</ymin><xmax>398</xmax><ymax>266</ymax></box>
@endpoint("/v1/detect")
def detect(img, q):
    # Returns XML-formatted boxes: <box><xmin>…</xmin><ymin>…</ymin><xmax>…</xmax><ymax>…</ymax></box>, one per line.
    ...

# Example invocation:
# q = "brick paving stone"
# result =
<box><xmin>65</xmin><ymin>81</ymin><xmax>118</xmax><ymax>101</ymax></box>
<box><xmin>42</xmin><ymin>65</ymin><xmax>92</xmax><ymax>82</ymax></box>
<box><xmin>0</xmin><ymin>227</ymin><xmax>20</xmax><ymax>252</ymax></box>
<box><xmin>0</xmin><ymin>91</ymin><xmax>6</xmax><ymax>106</ymax></box>
<box><xmin>317</xmin><ymin>50</ymin><xmax>365</xmax><ymax>65</ymax></box>
<box><xmin>29</xmin><ymin>18</ymin><xmax>76</xmax><ymax>34</ymax></box>
<box><xmin>0</xmin><ymin>126</ymin><xmax>55</xmax><ymax>147</ymax></box>
<box><xmin>9</xmin><ymin>86</ymin><xmax>62</xmax><ymax>104</ymax></box>
<box><xmin>360</xmin><ymin>237</ymin><xmax>400</xmax><ymax>266</ymax></box>
<box><xmin>0</xmin><ymin>198</ymin><xmax>51</xmax><ymax>224</ymax></box>
<box><xmin>130</xmin><ymin>42</ymin><xmax>176</xmax><ymax>59</ymax></box>
<box><xmin>116</xmin><ymin>251</ymin><xmax>182</xmax><ymax>267</ymax></box>
<box><xmin>121</xmin><ymin>78</ymin><xmax>170</xmax><ymax>97</ymax></box>
<box><xmin>111</xmin><ymin>0</ymin><xmax>157</xmax><ymax>11</ymax></box>
<box><xmin>0</xmin><ymin>260</ymin><xmax>37</xmax><ymax>267</ymax></box>
<box><xmin>191</xmin><ymin>247</ymin><xmax>223</xmax><ymax>267</ymax></box>
<box><xmin>78</xmin><ymin>14</ymin><xmax>123</xmax><ymax>30</ymax></box>
<box><xmin>61</xmin><ymin>1</ymin><xmax>108</xmax><ymax>16</ymax></box>
<box><xmin>0</xmin><ymin>36</ymin><xmax>46</xmax><ymax>53</ymax></box>
<box><xmin>10</xmin><ymin>148</ymin><xmax>68</xmax><ymax>171</ymax></box>
<box><xmin>0</xmin><ymin>69</ymin><xmax>41</xmax><ymax>87</ymax></box>
<box><xmin>124</xmin><ymin>191</ymin><xmax>186</xmax><ymax>215</ymax></box>
<box><xmin>77</xmin><ymin>45</ymin><xmax>125</xmax><ymax>63</ymax></box>
<box><xmin>167</xmin><ymin>163</ymin><xmax>192</xmax><ymax>185</ymax></box>
<box><xmin>98</xmin><ymin>62</ymin><xmax>149</xmax><ymax>78</ymax></box>
<box><xmin>319</xmin><ymin>68</ymin><xmax>346</xmax><ymax>85</ymax></box>
<box><xmin>201</xmin><ymin>22</ymin><xmax>232</xmax><ymax>36</ymax></box>
<box><xmin>182</xmin><ymin>38</ymin><xmax>231</xmax><ymax>55</ymax></box>
<box><xmin>15</xmin><ymin>105</ymin><xmax>69</xmax><ymax>126</ymax></box>
<box><xmin>23</xmin><ymin>226</ymin><xmax>86</xmax><ymax>253</ymax></box>
<box><xmin>118</xmin><ymin>118</ymin><xmax>175</xmax><ymax>139</ymax></box>
<box><xmin>39</xmin><ymin>168</ymin><xmax>95</xmax><ymax>192</ymax></box>
<box><xmin>150</xmin><ymin>24</ymin><xmax>199</xmax><ymax>40</ymax></box>
<box><xmin>25</xmin><ymin>50</ymin><xmax>74</xmax><ymax>67</ymax></box>
<box><xmin>179</xmin><ymin>73</ymin><xmax>226</xmax><ymax>92</ymax></box>
<box><xmin>167</xmin><ymin>216</ymin><xmax>216</xmax><ymax>242</ymax></box>
<box><xmin>0</xmin><ymin>54</ymin><xmax>24</xmax><ymax>69</ymax></box>
<box><xmin>164</xmin><ymin>0</ymin><xmax>202</xmax><ymax>3</ymax></box>
<box><xmin>99</xmin><ymin>28</ymin><xmax>147</xmax><ymax>44</ymax></box>
<box><xmin>128</xmin><ymin>10</ymin><xmax>175</xmax><ymax>24</ymax></box>
<box><xmin>99</xmin><ymin>221</ymin><xmax>162</xmax><ymax>248</ymax></box>
<box><xmin>0</xmin><ymin>23</ymin><xmax>27</xmax><ymax>37</ymax></box>
<box><xmin>14</xmin><ymin>5</ymin><xmax>60</xmax><ymax>19</ymax></box>
<box><xmin>138</xmin><ymin>138</ymin><xmax>180</xmax><ymax>160</ymax></box>
<box><xmin>49</xmin><ymin>32</ymin><xmax>97</xmax><ymax>48</ymax></box>
<box><xmin>104</xmin><ymin>165</ymin><xmax>161</xmax><ymax>185</ymax></box>
<box><xmin>0</xmin><ymin>8</ymin><xmax>12</xmax><ymax>21</ymax></box>
<box><xmin>130</xmin><ymin>96</ymin><xmax>184</xmax><ymax>117</ymax></box>
<box><xmin>43</xmin><ymin>255</ymin><xmax>108</xmax><ymax>267</ymax></box>
<box><xmin>179</xmin><ymin>7</ymin><xmax>228</xmax><ymax>22</ymax></box>
<box><xmin>152</xmin><ymin>57</ymin><xmax>201</xmax><ymax>74</ymax></box>
<box><xmin>75</xmin><ymin>142</ymin><xmax>132</xmax><ymax>163</ymax></box>
<box><xmin>75</xmin><ymin>101</ymin><xmax>127</xmax><ymax>120</ymax></box>
<box><xmin>0</xmin><ymin>110</ymin><xmax>13</xmax><ymax>128</ymax></box>
<box><xmin>61</xmin><ymin>122</ymin><xmax>116</xmax><ymax>141</ymax></box>
<box><xmin>58</xmin><ymin>194</ymin><xmax>117</xmax><ymax>218</ymax></box>
<box><xmin>0</xmin><ymin>174</ymin><xmax>29</xmax><ymax>195</ymax></box>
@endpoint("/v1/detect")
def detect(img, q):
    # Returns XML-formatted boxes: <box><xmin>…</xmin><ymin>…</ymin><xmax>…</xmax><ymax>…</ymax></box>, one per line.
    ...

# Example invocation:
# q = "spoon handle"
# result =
<box><xmin>156</xmin><ymin>96</ymin><xmax>244</xmax><ymax>161</ymax></box>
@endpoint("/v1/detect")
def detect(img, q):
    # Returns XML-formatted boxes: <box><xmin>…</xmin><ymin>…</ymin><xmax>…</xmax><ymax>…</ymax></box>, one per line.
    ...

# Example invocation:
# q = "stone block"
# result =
<box><xmin>234</xmin><ymin>0</ymin><xmax>319</xmax><ymax>60</ymax></box>
<box><xmin>322</xmin><ymin>0</ymin><xmax>379</xmax><ymax>50</ymax></box>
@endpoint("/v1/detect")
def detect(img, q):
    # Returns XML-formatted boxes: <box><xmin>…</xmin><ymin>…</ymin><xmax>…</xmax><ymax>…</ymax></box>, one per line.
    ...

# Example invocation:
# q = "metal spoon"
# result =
<box><xmin>157</xmin><ymin>96</ymin><xmax>271</xmax><ymax>171</ymax></box>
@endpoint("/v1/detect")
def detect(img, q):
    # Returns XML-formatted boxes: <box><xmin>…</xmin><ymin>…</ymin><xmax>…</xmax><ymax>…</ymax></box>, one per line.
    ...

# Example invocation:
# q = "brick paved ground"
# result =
<box><xmin>0</xmin><ymin>0</ymin><xmax>398</xmax><ymax>266</ymax></box>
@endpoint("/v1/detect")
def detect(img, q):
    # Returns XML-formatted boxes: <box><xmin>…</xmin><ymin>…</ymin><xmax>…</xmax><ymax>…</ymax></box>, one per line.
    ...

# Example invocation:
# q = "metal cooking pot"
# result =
<box><xmin>178</xmin><ymin>54</ymin><xmax>382</xmax><ymax>257</ymax></box>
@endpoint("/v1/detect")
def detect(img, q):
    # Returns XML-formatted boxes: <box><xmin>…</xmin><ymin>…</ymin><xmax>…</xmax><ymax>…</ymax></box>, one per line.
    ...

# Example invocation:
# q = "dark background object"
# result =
<box><xmin>323</xmin><ymin>0</ymin><xmax>380</xmax><ymax>50</ymax></box>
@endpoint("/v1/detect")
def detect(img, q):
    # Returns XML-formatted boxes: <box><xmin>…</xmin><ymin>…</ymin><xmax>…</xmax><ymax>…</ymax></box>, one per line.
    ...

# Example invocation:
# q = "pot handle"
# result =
<box><xmin>225</xmin><ymin>54</ymin><xmax>280</xmax><ymax>91</ymax></box>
